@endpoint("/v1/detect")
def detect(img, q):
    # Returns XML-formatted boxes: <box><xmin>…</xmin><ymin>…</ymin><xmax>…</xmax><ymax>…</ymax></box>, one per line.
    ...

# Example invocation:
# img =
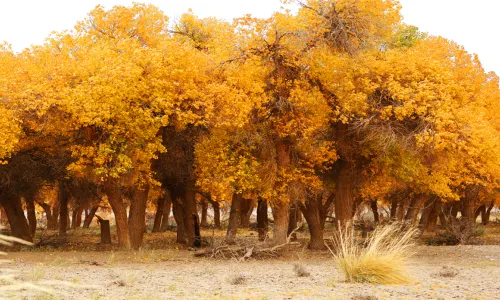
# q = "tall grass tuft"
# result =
<box><xmin>329</xmin><ymin>223</ymin><xmax>418</xmax><ymax>284</ymax></box>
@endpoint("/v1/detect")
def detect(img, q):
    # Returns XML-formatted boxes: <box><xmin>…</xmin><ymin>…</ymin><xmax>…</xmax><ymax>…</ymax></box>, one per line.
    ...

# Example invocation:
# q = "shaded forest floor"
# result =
<box><xmin>3</xmin><ymin>224</ymin><xmax>500</xmax><ymax>299</ymax></box>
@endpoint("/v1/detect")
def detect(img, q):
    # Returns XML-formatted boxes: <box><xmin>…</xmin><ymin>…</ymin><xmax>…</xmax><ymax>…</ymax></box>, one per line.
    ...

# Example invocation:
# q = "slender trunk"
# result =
<box><xmin>419</xmin><ymin>200</ymin><xmax>434</xmax><ymax>231</ymax></box>
<box><xmin>390</xmin><ymin>197</ymin><xmax>398</xmax><ymax>220</ymax></box>
<box><xmin>75</xmin><ymin>206</ymin><xmax>83</xmax><ymax>228</ymax></box>
<box><xmin>335</xmin><ymin>160</ymin><xmax>355</xmax><ymax>225</ymax></box>
<box><xmin>405</xmin><ymin>194</ymin><xmax>427</xmax><ymax>224</ymax></box>
<box><xmin>39</xmin><ymin>202</ymin><xmax>56</xmax><ymax>229</ymax></box>
<box><xmin>104</xmin><ymin>180</ymin><xmax>130</xmax><ymax>249</ymax></box>
<box><xmin>287</xmin><ymin>203</ymin><xmax>298</xmax><ymax>241</ymax></box>
<box><xmin>170</xmin><ymin>188</ymin><xmax>186</xmax><ymax>244</ymax></box>
<box><xmin>128</xmin><ymin>186</ymin><xmax>150</xmax><ymax>250</ymax></box>
<box><xmin>83</xmin><ymin>205</ymin><xmax>99</xmax><ymax>228</ymax></box>
<box><xmin>71</xmin><ymin>207</ymin><xmax>78</xmax><ymax>229</ymax></box>
<box><xmin>257</xmin><ymin>198</ymin><xmax>268</xmax><ymax>241</ymax></box>
<box><xmin>226</xmin><ymin>192</ymin><xmax>242</xmax><ymax>244</ymax></box>
<box><xmin>212</xmin><ymin>201</ymin><xmax>221</xmax><ymax>229</ymax></box>
<box><xmin>2</xmin><ymin>197</ymin><xmax>32</xmax><ymax>242</ymax></box>
<box><xmin>474</xmin><ymin>205</ymin><xmax>485</xmax><ymax>221</ymax></box>
<box><xmin>450</xmin><ymin>201</ymin><xmax>461</xmax><ymax>219</ymax></box>
<box><xmin>59</xmin><ymin>181</ymin><xmax>69</xmax><ymax>236</ymax></box>
<box><xmin>160</xmin><ymin>192</ymin><xmax>172</xmax><ymax>232</ymax></box>
<box><xmin>52</xmin><ymin>198</ymin><xmax>60</xmax><ymax>229</ymax></box>
<box><xmin>483</xmin><ymin>201</ymin><xmax>494</xmax><ymax>225</ymax></box>
<box><xmin>26</xmin><ymin>198</ymin><xmax>37</xmax><ymax>235</ymax></box>
<box><xmin>152</xmin><ymin>195</ymin><xmax>165</xmax><ymax>233</ymax></box>
<box><xmin>370</xmin><ymin>200</ymin><xmax>379</xmax><ymax>224</ymax></box>
<box><xmin>200</xmin><ymin>199</ymin><xmax>209</xmax><ymax>227</ymax></box>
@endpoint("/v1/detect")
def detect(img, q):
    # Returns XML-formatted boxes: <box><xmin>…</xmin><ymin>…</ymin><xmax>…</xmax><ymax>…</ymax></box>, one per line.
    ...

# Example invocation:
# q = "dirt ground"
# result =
<box><xmin>3</xmin><ymin>236</ymin><xmax>500</xmax><ymax>300</ymax></box>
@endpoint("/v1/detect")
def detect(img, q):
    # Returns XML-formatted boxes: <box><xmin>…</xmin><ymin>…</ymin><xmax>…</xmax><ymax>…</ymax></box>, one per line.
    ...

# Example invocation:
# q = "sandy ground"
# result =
<box><xmin>2</xmin><ymin>244</ymin><xmax>499</xmax><ymax>300</ymax></box>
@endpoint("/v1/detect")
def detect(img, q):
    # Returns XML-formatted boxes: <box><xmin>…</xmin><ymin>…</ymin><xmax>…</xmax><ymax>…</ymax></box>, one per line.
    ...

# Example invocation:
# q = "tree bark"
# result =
<box><xmin>1</xmin><ymin>196</ymin><xmax>32</xmax><ymax>242</ymax></box>
<box><xmin>170</xmin><ymin>187</ymin><xmax>186</xmax><ymax>244</ymax></box>
<box><xmin>128</xmin><ymin>186</ymin><xmax>149</xmax><ymax>249</ymax></box>
<box><xmin>404</xmin><ymin>194</ymin><xmax>427</xmax><ymax>224</ymax></box>
<box><xmin>226</xmin><ymin>192</ymin><xmax>242</xmax><ymax>244</ymax></box>
<box><xmin>58</xmin><ymin>181</ymin><xmax>69</xmax><ymax>236</ymax></box>
<box><xmin>240</xmin><ymin>199</ymin><xmax>256</xmax><ymax>228</ymax></box>
<box><xmin>103</xmin><ymin>180</ymin><xmax>130</xmax><ymax>249</ymax></box>
<box><xmin>461</xmin><ymin>187</ymin><xmax>478</xmax><ymax>234</ymax></box>
<box><xmin>183</xmin><ymin>183</ymin><xmax>199</xmax><ymax>247</ymax></box>
<box><xmin>298</xmin><ymin>193</ymin><xmax>333</xmax><ymax>250</ymax></box>
<box><xmin>200</xmin><ymin>199</ymin><xmax>209</xmax><ymax>227</ymax></box>
<box><xmin>426</xmin><ymin>199</ymin><xmax>441</xmax><ymax>232</ymax></box>
<box><xmin>152</xmin><ymin>195</ymin><xmax>165</xmax><ymax>233</ymax></box>
<box><xmin>83</xmin><ymin>205</ymin><xmax>99</xmax><ymax>228</ymax></box>
<box><xmin>160</xmin><ymin>192</ymin><xmax>172</xmax><ymax>232</ymax></box>
<box><xmin>287</xmin><ymin>203</ymin><xmax>299</xmax><ymax>241</ymax></box>
<box><xmin>257</xmin><ymin>198</ymin><xmax>268</xmax><ymax>241</ymax></box>
<box><xmin>370</xmin><ymin>200</ymin><xmax>379</xmax><ymax>224</ymax></box>
<box><xmin>209</xmin><ymin>201</ymin><xmax>220</xmax><ymax>229</ymax></box>
<box><xmin>38</xmin><ymin>202</ymin><xmax>56</xmax><ymax>229</ymax></box>
<box><xmin>271</xmin><ymin>201</ymin><xmax>290</xmax><ymax>244</ymax></box>
<box><xmin>390</xmin><ymin>196</ymin><xmax>398</xmax><ymax>221</ymax></box>
<box><xmin>26</xmin><ymin>198</ymin><xmax>37</xmax><ymax>235</ymax></box>
<box><xmin>335</xmin><ymin>160</ymin><xmax>355</xmax><ymax>225</ymax></box>
<box><xmin>483</xmin><ymin>201</ymin><xmax>494</xmax><ymax>225</ymax></box>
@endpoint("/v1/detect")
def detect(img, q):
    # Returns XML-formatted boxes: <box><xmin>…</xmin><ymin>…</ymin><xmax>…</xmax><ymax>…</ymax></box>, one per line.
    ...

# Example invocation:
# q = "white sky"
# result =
<box><xmin>0</xmin><ymin>0</ymin><xmax>498</xmax><ymax>74</ymax></box>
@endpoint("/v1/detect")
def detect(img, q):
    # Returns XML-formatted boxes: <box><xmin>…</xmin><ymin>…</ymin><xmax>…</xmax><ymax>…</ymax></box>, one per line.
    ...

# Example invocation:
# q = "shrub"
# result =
<box><xmin>293</xmin><ymin>264</ymin><xmax>311</xmax><ymax>277</ymax></box>
<box><xmin>227</xmin><ymin>273</ymin><xmax>246</xmax><ymax>285</ymax></box>
<box><xmin>330</xmin><ymin>223</ymin><xmax>417</xmax><ymax>284</ymax></box>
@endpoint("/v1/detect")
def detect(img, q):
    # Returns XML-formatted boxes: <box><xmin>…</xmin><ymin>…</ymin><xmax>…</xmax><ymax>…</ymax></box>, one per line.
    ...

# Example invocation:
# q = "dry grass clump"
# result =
<box><xmin>352</xmin><ymin>295</ymin><xmax>378</xmax><ymax>300</ymax></box>
<box><xmin>330</xmin><ymin>223</ymin><xmax>418</xmax><ymax>285</ymax></box>
<box><xmin>293</xmin><ymin>264</ymin><xmax>311</xmax><ymax>277</ymax></box>
<box><xmin>438</xmin><ymin>266</ymin><xmax>459</xmax><ymax>278</ymax></box>
<box><xmin>227</xmin><ymin>273</ymin><xmax>247</xmax><ymax>285</ymax></box>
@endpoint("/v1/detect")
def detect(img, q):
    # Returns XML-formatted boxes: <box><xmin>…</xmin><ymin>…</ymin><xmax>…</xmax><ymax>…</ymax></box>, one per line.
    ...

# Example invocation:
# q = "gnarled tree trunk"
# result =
<box><xmin>335</xmin><ymin>160</ymin><xmax>355</xmax><ymax>225</ymax></box>
<box><xmin>405</xmin><ymin>194</ymin><xmax>427</xmax><ymax>224</ymax></box>
<box><xmin>83</xmin><ymin>204</ymin><xmax>99</xmax><ymax>228</ymax></box>
<box><xmin>26</xmin><ymin>197</ymin><xmax>37</xmax><ymax>235</ymax></box>
<box><xmin>152</xmin><ymin>195</ymin><xmax>165</xmax><ymax>233</ymax></box>
<box><xmin>170</xmin><ymin>187</ymin><xmax>186</xmax><ymax>244</ymax></box>
<box><xmin>271</xmin><ymin>139</ymin><xmax>291</xmax><ymax>244</ymax></box>
<box><xmin>240</xmin><ymin>199</ymin><xmax>256</xmax><ymax>228</ymax></box>
<box><xmin>483</xmin><ymin>201</ymin><xmax>495</xmax><ymax>225</ymax></box>
<box><xmin>1</xmin><ymin>196</ymin><xmax>32</xmax><ymax>242</ymax></box>
<box><xmin>298</xmin><ymin>193</ymin><xmax>334</xmax><ymax>250</ymax></box>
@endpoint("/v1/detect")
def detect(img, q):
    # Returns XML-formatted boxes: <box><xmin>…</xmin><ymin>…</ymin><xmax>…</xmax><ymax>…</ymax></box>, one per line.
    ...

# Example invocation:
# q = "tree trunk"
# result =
<box><xmin>52</xmin><ymin>198</ymin><xmax>60</xmax><ymax>229</ymax></box>
<box><xmin>287</xmin><ymin>203</ymin><xmax>299</xmax><ymax>241</ymax></box>
<box><xmin>128</xmin><ymin>186</ymin><xmax>149</xmax><ymax>250</ymax></box>
<box><xmin>426</xmin><ymin>199</ymin><xmax>441</xmax><ymax>232</ymax></box>
<box><xmin>335</xmin><ymin>160</ymin><xmax>355</xmax><ymax>225</ymax></box>
<box><xmin>257</xmin><ymin>198</ymin><xmax>268</xmax><ymax>241</ymax></box>
<box><xmin>160</xmin><ymin>192</ymin><xmax>172</xmax><ymax>232</ymax></box>
<box><xmin>298</xmin><ymin>193</ymin><xmax>333</xmax><ymax>250</ymax></box>
<box><xmin>170</xmin><ymin>187</ymin><xmax>186</xmax><ymax>244</ymax></box>
<box><xmin>418</xmin><ymin>200</ymin><xmax>434</xmax><ymax>231</ymax></box>
<box><xmin>152</xmin><ymin>195</ymin><xmax>165</xmax><ymax>233</ymax></box>
<box><xmin>461</xmin><ymin>187</ymin><xmax>478</xmax><ymax>234</ymax></box>
<box><xmin>0</xmin><ymin>206</ymin><xmax>8</xmax><ymax>226</ymax></box>
<box><xmin>271</xmin><ymin>201</ymin><xmax>290</xmax><ymax>244</ymax></box>
<box><xmin>240</xmin><ymin>199</ymin><xmax>256</xmax><ymax>228</ymax></box>
<box><xmin>199</xmin><ymin>199</ymin><xmax>209</xmax><ymax>227</ymax></box>
<box><xmin>212</xmin><ymin>201</ymin><xmax>221</xmax><ymax>229</ymax></box>
<box><xmin>83</xmin><ymin>205</ymin><xmax>99</xmax><ymax>228</ymax></box>
<box><xmin>26</xmin><ymin>198</ymin><xmax>37</xmax><ymax>235</ymax></box>
<box><xmin>390</xmin><ymin>196</ymin><xmax>398</xmax><ymax>221</ymax></box>
<box><xmin>483</xmin><ymin>201</ymin><xmax>494</xmax><ymax>225</ymax></box>
<box><xmin>38</xmin><ymin>202</ymin><xmax>56</xmax><ymax>229</ymax></box>
<box><xmin>226</xmin><ymin>192</ymin><xmax>242</xmax><ymax>244</ymax></box>
<box><xmin>183</xmin><ymin>183</ymin><xmax>199</xmax><ymax>247</ymax></box>
<box><xmin>370</xmin><ymin>200</ymin><xmax>379</xmax><ymax>224</ymax></box>
<box><xmin>104</xmin><ymin>180</ymin><xmax>130</xmax><ymax>249</ymax></box>
<box><xmin>59</xmin><ymin>181</ymin><xmax>69</xmax><ymax>236</ymax></box>
<box><xmin>405</xmin><ymin>194</ymin><xmax>427</xmax><ymax>224</ymax></box>
<box><xmin>450</xmin><ymin>201</ymin><xmax>461</xmax><ymax>219</ymax></box>
<box><xmin>1</xmin><ymin>197</ymin><xmax>32</xmax><ymax>242</ymax></box>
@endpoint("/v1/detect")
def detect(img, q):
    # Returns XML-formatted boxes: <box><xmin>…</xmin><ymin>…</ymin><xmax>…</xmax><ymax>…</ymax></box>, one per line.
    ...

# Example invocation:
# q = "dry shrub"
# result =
<box><xmin>227</xmin><ymin>273</ymin><xmax>246</xmax><ymax>285</ymax></box>
<box><xmin>330</xmin><ymin>223</ymin><xmax>418</xmax><ymax>284</ymax></box>
<box><xmin>438</xmin><ymin>266</ymin><xmax>458</xmax><ymax>278</ymax></box>
<box><xmin>293</xmin><ymin>264</ymin><xmax>310</xmax><ymax>277</ymax></box>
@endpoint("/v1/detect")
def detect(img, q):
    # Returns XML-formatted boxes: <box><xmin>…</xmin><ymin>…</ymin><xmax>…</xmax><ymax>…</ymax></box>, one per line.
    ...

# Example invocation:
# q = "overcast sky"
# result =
<box><xmin>0</xmin><ymin>0</ymin><xmax>498</xmax><ymax>74</ymax></box>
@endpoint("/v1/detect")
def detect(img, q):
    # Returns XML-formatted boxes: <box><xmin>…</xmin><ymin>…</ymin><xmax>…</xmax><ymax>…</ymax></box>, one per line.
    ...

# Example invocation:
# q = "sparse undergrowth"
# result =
<box><xmin>293</xmin><ymin>264</ymin><xmax>311</xmax><ymax>277</ymax></box>
<box><xmin>330</xmin><ymin>223</ymin><xmax>418</xmax><ymax>285</ymax></box>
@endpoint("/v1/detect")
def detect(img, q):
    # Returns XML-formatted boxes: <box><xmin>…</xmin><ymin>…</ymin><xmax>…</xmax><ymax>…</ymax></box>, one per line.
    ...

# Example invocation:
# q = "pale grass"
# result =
<box><xmin>329</xmin><ymin>223</ymin><xmax>418</xmax><ymax>285</ymax></box>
